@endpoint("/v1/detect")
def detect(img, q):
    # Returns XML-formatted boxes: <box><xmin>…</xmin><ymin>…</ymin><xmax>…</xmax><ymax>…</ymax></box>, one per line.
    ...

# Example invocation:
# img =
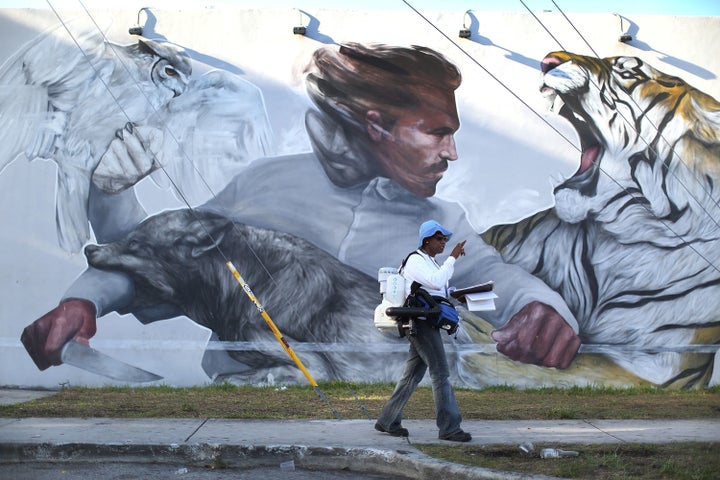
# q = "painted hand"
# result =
<box><xmin>20</xmin><ymin>299</ymin><xmax>98</xmax><ymax>370</ymax></box>
<box><xmin>92</xmin><ymin>122</ymin><xmax>164</xmax><ymax>193</ymax></box>
<box><xmin>491</xmin><ymin>301</ymin><xmax>581</xmax><ymax>369</ymax></box>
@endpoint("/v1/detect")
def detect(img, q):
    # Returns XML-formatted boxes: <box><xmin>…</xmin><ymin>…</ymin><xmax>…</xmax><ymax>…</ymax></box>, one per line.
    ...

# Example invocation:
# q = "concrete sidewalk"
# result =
<box><xmin>1</xmin><ymin>389</ymin><xmax>719</xmax><ymax>480</ymax></box>
<box><xmin>2</xmin><ymin>417</ymin><xmax>719</xmax><ymax>447</ymax></box>
<box><xmin>2</xmin><ymin>418</ymin><xmax>719</xmax><ymax>480</ymax></box>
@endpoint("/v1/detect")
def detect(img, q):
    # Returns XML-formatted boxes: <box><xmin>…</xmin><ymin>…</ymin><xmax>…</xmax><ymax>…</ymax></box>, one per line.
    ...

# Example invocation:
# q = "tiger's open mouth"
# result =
<box><xmin>541</xmin><ymin>55</ymin><xmax>603</xmax><ymax>197</ymax></box>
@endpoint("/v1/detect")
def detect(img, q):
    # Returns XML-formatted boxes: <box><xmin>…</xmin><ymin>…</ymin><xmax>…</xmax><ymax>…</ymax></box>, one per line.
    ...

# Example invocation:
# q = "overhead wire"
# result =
<box><xmin>40</xmin><ymin>0</ymin><xmax>720</xmax><ymax>401</ymax></box>
<box><xmin>400</xmin><ymin>0</ymin><xmax>578</xmax><ymax>152</ymax></box>
<box><xmin>47</xmin><ymin>0</ymin><xmax>343</xmax><ymax>419</ymax></box>
<box><xmin>537</xmin><ymin>0</ymin><xmax>720</xmax><ymax>273</ymax></box>
<box><xmin>402</xmin><ymin>0</ymin><xmax>720</xmax><ymax>276</ymax></box>
<box><xmin>74</xmin><ymin>1</ymin><xmax>281</xmax><ymax>280</ymax></box>
<box><xmin>72</xmin><ymin>0</ymin><xmax>374</xmax><ymax>420</ymax></box>
<box><xmin>547</xmin><ymin>0</ymin><xmax>720</xmax><ymax>232</ymax></box>
<box><xmin>89</xmin><ymin>0</ymin><xmax>377</xmax><ymax>420</ymax></box>
<box><xmin>519</xmin><ymin>1</ymin><xmax>566</xmax><ymax>49</ymax></box>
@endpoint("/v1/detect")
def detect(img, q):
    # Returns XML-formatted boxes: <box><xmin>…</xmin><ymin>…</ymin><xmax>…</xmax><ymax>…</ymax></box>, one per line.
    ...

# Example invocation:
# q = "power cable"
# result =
<box><xmin>402</xmin><ymin>0</ymin><xmax>720</xmax><ymax>276</ymax></box>
<box><xmin>47</xmin><ymin>0</ymin><xmax>342</xmax><ymax>419</ymax></box>
<box><xmin>400</xmin><ymin>0</ymin><xmax>578</xmax><ymax>152</ymax></box>
<box><xmin>538</xmin><ymin>0</ymin><xmax>720</xmax><ymax>272</ymax></box>
<box><xmin>547</xmin><ymin>0</ymin><xmax>720</xmax><ymax>232</ymax></box>
<box><xmin>43</xmin><ymin>0</ymin><xmax>720</xmax><ymax>401</ymax></box>
<box><xmin>79</xmin><ymin>0</ymin><xmax>374</xmax><ymax>421</ymax></box>
<box><xmin>75</xmin><ymin>0</ymin><xmax>373</xmax><ymax>420</ymax></box>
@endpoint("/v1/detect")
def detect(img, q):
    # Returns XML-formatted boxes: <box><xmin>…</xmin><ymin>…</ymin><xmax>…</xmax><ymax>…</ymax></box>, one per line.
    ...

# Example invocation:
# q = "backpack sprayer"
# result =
<box><xmin>374</xmin><ymin>267</ymin><xmax>445</xmax><ymax>337</ymax></box>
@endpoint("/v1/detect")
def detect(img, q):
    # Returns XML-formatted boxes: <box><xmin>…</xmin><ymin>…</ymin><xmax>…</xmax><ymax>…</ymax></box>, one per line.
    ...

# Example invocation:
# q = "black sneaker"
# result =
<box><xmin>439</xmin><ymin>430</ymin><xmax>472</xmax><ymax>442</ymax></box>
<box><xmin>374</xmin><ymin>422</ymin><xmax>409</xmax><ymax>437</ymax></box>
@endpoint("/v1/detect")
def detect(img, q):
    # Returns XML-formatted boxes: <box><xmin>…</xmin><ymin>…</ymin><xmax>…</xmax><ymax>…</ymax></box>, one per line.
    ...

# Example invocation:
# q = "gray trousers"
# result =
<box><xmin>376</xmin><ymin>320</ymin><xmax>462</xmax><ymax>437</ymax></box>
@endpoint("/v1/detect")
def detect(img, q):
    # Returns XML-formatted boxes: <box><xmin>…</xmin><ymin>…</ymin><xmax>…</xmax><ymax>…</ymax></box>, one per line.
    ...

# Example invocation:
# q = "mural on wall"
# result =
<box><xmin>4</xmin><ymin>15</ymin><xmax>719</xmax><ymax>390</ymax></box>
<box><xmin>0</xmin><ymin>26</ymin><xmax>192</xmax><ymax>253</ymax></box>
<box><xmin>0</xmin><ymin>24</ymin><xmax>274</xmax><ymax>252</ymax></box>
<box><xmin>483</xmin><ymin>51</ymin><xmax>720</xmax><ymax>389</ymax></box>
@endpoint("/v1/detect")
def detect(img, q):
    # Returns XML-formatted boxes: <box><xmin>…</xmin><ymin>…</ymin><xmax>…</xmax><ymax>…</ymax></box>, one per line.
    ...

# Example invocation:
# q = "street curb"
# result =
<box><xmin>0</xmin><ymin>442</ymin><xmax>562</xmax><ymax>480</ymax></box>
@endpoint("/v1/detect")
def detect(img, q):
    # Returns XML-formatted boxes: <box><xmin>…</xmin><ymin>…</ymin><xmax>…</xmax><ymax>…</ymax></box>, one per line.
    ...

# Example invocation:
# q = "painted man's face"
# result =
<box><xmin>372</xmin><ymin>88</ymin><xmax>460</xmax><ymax>197</ymax></box>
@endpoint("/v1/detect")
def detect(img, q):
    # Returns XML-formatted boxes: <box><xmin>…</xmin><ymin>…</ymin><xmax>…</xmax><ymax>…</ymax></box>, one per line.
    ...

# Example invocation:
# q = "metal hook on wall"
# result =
<box><xmin>614</xmin><ymin>13</ymin><xmax>632</xmax><ymax>43</ymax></box>
<box><xmin>293</xmin><ymin>8</ymin><xmax>307</xmax><ymax>35</ymax></box>
<box><xmin>459</xmin><ymin>9</ymin><xmax>472</xmax><ymax>38</ymax></box>
<box><xmin>129</xmin><ymin>7</ymin><xmax>148</xmax><ymax>36</ymax></box>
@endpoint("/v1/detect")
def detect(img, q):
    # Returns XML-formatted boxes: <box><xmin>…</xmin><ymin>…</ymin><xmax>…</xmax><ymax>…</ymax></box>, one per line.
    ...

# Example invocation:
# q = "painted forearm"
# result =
<box><xmin>61</xmin><ymin>267</ymin><xmax>135</xmax><ymax>317</ymax></box>
<box><xmin>457</xmin><ymin>241</ymin><xmax>579</xmax><ymax>332</ymax></box>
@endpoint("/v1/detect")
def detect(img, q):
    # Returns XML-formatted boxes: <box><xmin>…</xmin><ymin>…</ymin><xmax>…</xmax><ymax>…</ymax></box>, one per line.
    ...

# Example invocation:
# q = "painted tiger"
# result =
<box><xmin>482</xmin><ymin>51</ymin><xmax>720</xmax><ymax>389</ymax></box>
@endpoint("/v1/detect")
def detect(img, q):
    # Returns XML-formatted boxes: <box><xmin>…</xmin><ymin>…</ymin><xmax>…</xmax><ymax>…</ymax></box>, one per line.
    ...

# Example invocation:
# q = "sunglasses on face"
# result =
<box><xmin>431</xmin><ymin>234</ymin><xmax>449</xmax><ymax>242</ymax></box>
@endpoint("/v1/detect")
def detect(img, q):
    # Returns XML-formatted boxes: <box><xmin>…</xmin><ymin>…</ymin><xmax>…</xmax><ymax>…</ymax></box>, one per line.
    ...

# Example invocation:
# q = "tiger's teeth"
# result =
<box><xmin>542</xmin><ymin>91</ymin><xmax>563</xmax><ymax>113</ymax></box>
<box><xmin>543</xmin><ymin>94</ymin><xmax>555</xmax><ymax>111</ymax></box>
<box><xmin>551</xmin><ymin>95</ymin><xmax>564</xmax><ymax>113</ymax></box>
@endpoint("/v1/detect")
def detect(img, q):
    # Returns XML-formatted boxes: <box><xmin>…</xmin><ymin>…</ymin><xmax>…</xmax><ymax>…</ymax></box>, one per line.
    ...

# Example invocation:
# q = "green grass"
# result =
<box><xmin>2</xmin><ymin>383</ymin><xmax>719</xmax><ymax>419</ymax></box>
<box><xmin>3</xmin><ymin>383</ymin><xmax>719</xmax><ymax>419</ymax></box>
<box><xmin>418</xmin><ymin>443</ymin><xmax>720</xmax><ymax>480</ymax></box>
<box><xmin>2</xmin><ymin>383</ymin><xmax>719</xmax><ymax>479</ymax></box>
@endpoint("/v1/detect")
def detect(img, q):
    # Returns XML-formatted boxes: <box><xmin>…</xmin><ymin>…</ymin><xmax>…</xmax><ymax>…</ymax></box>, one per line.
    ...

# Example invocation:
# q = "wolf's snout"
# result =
<box><xmin>84</xmin><ymin>244</ymin><xmax>103</xmax><ymax>264</ymax></box>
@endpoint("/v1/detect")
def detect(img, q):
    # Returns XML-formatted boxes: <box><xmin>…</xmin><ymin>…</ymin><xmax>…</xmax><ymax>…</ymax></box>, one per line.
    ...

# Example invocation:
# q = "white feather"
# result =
<box><xmin>0</xmin><ymin>23</ymin><xmax>191</xmax><ymax>252</ymax></box>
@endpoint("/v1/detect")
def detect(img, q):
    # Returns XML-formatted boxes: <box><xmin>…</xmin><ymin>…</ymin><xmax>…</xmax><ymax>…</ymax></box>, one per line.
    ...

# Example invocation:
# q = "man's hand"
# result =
<box><xmin>491</xmin><ymin>301</ymin><xmax>580</xmax><ymax>369</ymax></box>
<box><xmin>20</xmin><ymin>299</ymin><xmax>98</xmax><ymax>371</ymax></box>
<box><xmin>92</xmin><ymin>122</ymin><xmax>164</xmax><ymax>193</ymax></box>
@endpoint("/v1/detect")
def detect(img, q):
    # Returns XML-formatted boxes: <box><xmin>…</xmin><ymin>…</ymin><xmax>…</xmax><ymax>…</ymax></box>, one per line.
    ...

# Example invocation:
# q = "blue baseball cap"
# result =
<box><xmin>418</xmin><ymin>220</ymin><xmax>453</xmax><ymax>247</ymax></box>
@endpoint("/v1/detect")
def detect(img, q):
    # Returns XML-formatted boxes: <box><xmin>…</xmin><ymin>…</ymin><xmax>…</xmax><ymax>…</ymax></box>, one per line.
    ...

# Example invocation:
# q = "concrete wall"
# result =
<box><xmin>0</xmin><ymin>6</ymin><xmax>718</xmax><ymax>389</ymax></box>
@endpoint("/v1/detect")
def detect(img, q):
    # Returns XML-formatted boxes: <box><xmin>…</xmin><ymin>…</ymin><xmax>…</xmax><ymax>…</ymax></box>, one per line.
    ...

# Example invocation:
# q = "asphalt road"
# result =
<box><xmin>0</xmin><ymin>461</ymin><xmax>409</xmax><ymax>480</ymax></box>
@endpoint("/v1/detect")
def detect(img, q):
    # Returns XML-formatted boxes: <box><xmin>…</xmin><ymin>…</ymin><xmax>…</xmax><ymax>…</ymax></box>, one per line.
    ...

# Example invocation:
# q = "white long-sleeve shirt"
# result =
<box><xmin>401</xmin><ymin>249</ymin><xmax>455</xmax><ymax>298</ymax></box>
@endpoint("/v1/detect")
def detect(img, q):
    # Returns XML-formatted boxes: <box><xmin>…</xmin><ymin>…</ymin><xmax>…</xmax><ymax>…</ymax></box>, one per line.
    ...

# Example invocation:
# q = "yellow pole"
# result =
<box><xmin>226</xmin><ymin>261</ymin><xmax>318</xmax><ymax>386</ymax></box>
<box><xmin>225</xmin><ymin>261</ymin><xmax>339</xmax><ymax>417</ymax></box>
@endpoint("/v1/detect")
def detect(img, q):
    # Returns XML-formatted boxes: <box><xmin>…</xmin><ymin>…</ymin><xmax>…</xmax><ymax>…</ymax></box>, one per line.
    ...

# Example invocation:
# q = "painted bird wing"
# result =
<box><xmin>0</xmin><ymin>23</ymin><xmax>115</xmax><ymax>252</ymax></box>
<box><xmin>149</xmin><ymin>69</ymin><xmax>276</xmax><ymax>206</ymax></box>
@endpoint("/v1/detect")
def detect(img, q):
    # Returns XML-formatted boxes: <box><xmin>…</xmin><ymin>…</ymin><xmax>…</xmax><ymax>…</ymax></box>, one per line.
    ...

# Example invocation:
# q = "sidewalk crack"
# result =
<box><xmin>583</xmin><ymin>419</ymin><xmax>627</xmax><ymax>443</ymax></box>
<box><xmin>185</xmin><ymin>418</ymin><xmax>209</xmax><ymax>442</ymax></box>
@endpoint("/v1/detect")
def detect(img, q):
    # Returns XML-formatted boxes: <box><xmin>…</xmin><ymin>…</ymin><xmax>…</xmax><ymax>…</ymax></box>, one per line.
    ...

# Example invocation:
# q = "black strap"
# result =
<box><xmin>399</xmin><ymin>250</ymin><xmax>422</xmax><ymax>294</ymax></box>
<box><xmin>399</xmin><ymin>250</ymin><xmax>419</xmax><ymax>271</ymax></box>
